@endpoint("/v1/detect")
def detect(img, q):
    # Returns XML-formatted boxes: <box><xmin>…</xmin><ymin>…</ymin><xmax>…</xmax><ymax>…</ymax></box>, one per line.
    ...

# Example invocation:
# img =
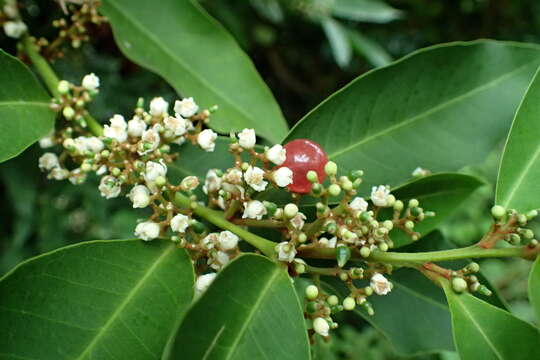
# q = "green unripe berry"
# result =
<box><xmin>359</xmin><ymin>246</ymin><xmax>371</xmax><ymax>258</ymax></box>
<box><xmin>339</xmin><ymin>272</ymin><xmax>348</xmax><ymax>281</ymax></box>
<box><xmin>305</xmin><ymin>285</ymin><xmax>319</xmax><ymax>300</ymax></box>
<box><xmin>364</xmin><ymin>286</ymin><xmax>373</xmax><ymax>296</ymax></box>
<box><xmin>327</xmin><ymin>295</ymin><xmax>339</xmax><ymax>306</ymax></box>
<box><xmin>491</xmin><ymin>205</ymin><xmax>506</xmax><ymax>219</ymax></box>
<box><xmin>111</xmin><ymin>168</ymin><xmax>121</xmax><ymax>177</ymax></box>
<box><xmin>295</xmin><ymin>262</ymin><xmax>306</xmax><ymax>274</ymax></box>
<box><xmin>343</xmin><ymin>297</ymin><xmax>356</xmax><ymax>311</ymax></box>
<box><xmin>341</xmin><ymin>179</ymin><xmax>353</xmax><ymax>191</ymax></box>
<box><xmin>378</xmin><ymin>242</ymin><xmax>389</xmax><ymax>252</ymax></box>
<box><xmin>324</xmin><ymin>161</ymin><xmax>337</xmax><ymax>176</ymax></box>
<box><xmin>350</xmin><ymin>170</ymin><xmax>364</xmax><ymax>179</ymax></box>
<box><xmin>311</xmin><ymin>183</ymin><xmax>323</xmax><ymax>195</ymax></box>
<box><xmin>328</xmin><ymin>184</ymin><xmax>341</xmax><ymax>197</ymax></box>
<box><xmin>452</xmin><ymin>277</ymin><xmax>468</xmax><ymax>293</ymax></box>
<box><xmin>306</xmin><ymin>170</ymin><xmax>318</xmax><ymax>183</ymax></box>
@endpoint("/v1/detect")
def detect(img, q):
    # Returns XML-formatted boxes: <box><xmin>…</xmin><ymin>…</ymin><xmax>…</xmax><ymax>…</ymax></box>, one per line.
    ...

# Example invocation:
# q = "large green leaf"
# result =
<box><xmin>332</xmin><ymin>0</ymin><xmax>403</xmax><ymax>23</ymax></box>
<box><xmin>284</xmin><ymin>41</ymin><xmax>540</xmax><ymax>191</ymax></box>
<box><xmin>167</xmin><ymin>254</ymin><xmax>310</xmax><ymax>359</ymax></box>
<box><xmin>100</xmin><ymin>0</ymin><xmax>287</xmax><ymax>143</ymax></box>
<box><xmin>496</xmin><ymin>67</ymin><xmax>540</xmax><ymax>212</ymax></box>
<box><xmin>0</xmin><ymin>239</ymin><xmax>194</xmax><ymax>359</ymax></box>
<box><xmin>390</xmin><ymin>173</ymin><xmax>485</xmax><ymax>247</ymax></box>
<box><xmin>443</xmin><ymin>284</ymin><xmax>540</xmax><ymax>360</ymax></box>
<box><xmin>0</xmin><ymin>50</ymin><xmax>55</xmax><ymax>163</ymax></box>
<box><xmin>530</xmin><ymin>257</ymin><xmax>540</xmax><ymax>323</ymax></box>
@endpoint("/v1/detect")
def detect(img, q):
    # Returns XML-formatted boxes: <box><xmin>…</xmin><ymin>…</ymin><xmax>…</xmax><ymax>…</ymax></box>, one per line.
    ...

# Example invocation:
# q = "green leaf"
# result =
<box><xmin>348</xmin><ymin>28</ymin><xmax>393</xmax><ymax>67</ymax></box>
<box><xmin>166</xmin><ymin>254</ymin><xmax>310</xmax><ymax>359</ymax></box>
<box><xmin>530</xmin><ymin>257</ymin><xmax>540</xmax><ymax>323</ymax></box>
<box><xmin>321</xmin><ymin>18</ymin><xmax>352</xmax><ymax>68</ymax></box>
<box><xmin>390</xmin><ymin>173</ymin><xmax>485</xmax><ymax>247</ymax></box>
<box><xmin>0</xmin><ymin>239</ymin><xmax>194</xmax><ymax>359</ymax></box>
<box><xmin>100</xmin><ymin>0</ymin><xmax>287</xmax><ymax>143</ymax></box>
<box><xmin>443</xmin><ymin>283</ymin><xmax>540</xmax><ymax>360</ymax></box>
<box><xmin>496</xmin><ymin>67</ymin><xmax>540</xmax><ymax>212</ymax></box>
<box><xmin>0</xmin><ymin>50</ymin><xmax>55</xmax><ymax>163</ymax></box>
<box><xmin>284</xmin><ymin>41</ymin><xmax>540</xmax><ymax>191</ymax></box>
<box><xmin>332</xmin><ymin>0</ymin><xmax>403</xmax><ymax>23</ymax></box>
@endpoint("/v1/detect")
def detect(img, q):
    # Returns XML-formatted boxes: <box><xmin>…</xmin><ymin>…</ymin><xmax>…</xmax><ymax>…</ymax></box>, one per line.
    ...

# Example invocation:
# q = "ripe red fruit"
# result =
<box><xmin>281</xmin><ymin>139</ymin><xmax>328</xmax><ymax>193</ymax></box>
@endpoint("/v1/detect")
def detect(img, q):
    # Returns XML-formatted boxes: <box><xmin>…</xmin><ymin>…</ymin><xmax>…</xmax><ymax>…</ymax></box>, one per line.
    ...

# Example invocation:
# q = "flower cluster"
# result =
<box><xmin>1</xmin><ymin>0</ymin><xmax>27</xmax><ymax>39</ymax></box>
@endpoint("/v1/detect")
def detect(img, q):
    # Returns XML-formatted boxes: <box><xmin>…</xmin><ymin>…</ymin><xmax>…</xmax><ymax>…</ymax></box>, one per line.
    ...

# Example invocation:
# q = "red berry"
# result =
<box><xmin>281</xmin><ymin>139</ymin><xmax>328</xmax><ymax>193</ymax></box>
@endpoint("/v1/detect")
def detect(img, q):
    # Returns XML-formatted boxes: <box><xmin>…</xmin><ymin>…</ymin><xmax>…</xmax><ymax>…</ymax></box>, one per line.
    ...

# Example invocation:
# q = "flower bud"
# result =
<box><xmin>327</xmin><ymin>295</ymin><xmax>339</xmax><ymax>306</ymax></box>
<box><xmin>305</xmin><ymin>285</ymin><xmax>319</xmax><ymax>300</ymax></box>
<box><xmin>238</xmin><ymin>128</ymin><xmax>256</xmax><ymax>149</ymax></box>
<box><xmin>57</xmin><ymin>80</ymin><xmax>70</xmax><ymax>94</ymax></box>
<box><xmin>336</xmin><ymin>245</ymin><xmax>351</xmax><ymax>268</ymax></box>
<box><xmin>491</xmin><ymin>205</ymin><xmax>506</xmax><ymax>219</ymax></box>
<box><xmin>306</xmin><ymin>170</ymin><xmax>318</xmax><ymax>183</ymax></box>
<box><xmin>343</xmin><ymin>297</ymin><xmax>355</xmax><ymax>311</ymax></box>
<box><xmin>360</xmin><ymin>246</ymin><xmax>371</xmax><ymax>258</ymax></box>
<box><xmin>452</xmin><ymin>277</ymin><xmax>468</xmax><ymax>293</ymax></box>
<box><xmin>134</xmin><ymin>221</ymin><xmax>160</xmax><ymax>241</ymax></box>
<box><xmin>63</xmin><ymin>106</ymin><xmax>75</xmax><ymax>120</ymax></box>
<box><xmin>284</xmin><ymin>203</ymin><xmax>298</xmax><ymax>218</ymax></box>
<box><xmin>324</xmin><ymin>161</ymin><xmax>337</xmax><ymax>176</ymax></box>
<box><xmin>170</xmin><ymin>214</ymin><xmax>189</xmax><ymax>233</ymax></box>
<box><xmin>313</xmin><ymin>317</ymin><xmax>329</xmax><ymax>337</ymax></box>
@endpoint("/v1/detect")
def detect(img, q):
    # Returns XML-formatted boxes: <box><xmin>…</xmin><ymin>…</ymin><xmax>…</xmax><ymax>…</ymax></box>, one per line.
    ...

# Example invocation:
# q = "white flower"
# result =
<box><xmin>313</xmin><ymin>318</ymin><xmax>329</xmax><ymax>337</ymax></box>
<box><xmin>68</xmin><ymin>168</ymin><xmax>87</xmax><ymax>185</ymax></box>
<box><xmin>3</xmin><ymin>21</ymin><xmax>27</xmax><ymax>38</ymax></box>
<box><xmin>224</xmin><ymin>168</ymin><xmax>242</xmax><ymax>184</ymax></box>
<box><xmin>197</xmin><ymin>129</ymin><xmax>217</xmax><ymax>152</ymax></box>
<box><xmin>50</xmin><ymin>167</ymin><xmax>69</xmax><ymax>180</ymax></box>
<box><xmin>370</xmin><ymin>273</ymin><xmax>392</xmax><ymax>295</ymax></box>
<box><xmin>104</xmin><ymin>114</ymin><xmax>128</xmax><ymax>142</ymax></box>
<box><xmin>127</xmin><ymin>117</ymin><xmax>147</xmax><ymax>137</ymax></box>
<box><xmin>82</xmin><ymin>73</ymin><xmax>100</xmax><ymax>92</ymax></box>
<box><xmin>134</xmin><ymin>221</ymin><xmax>160</xmax><ymax>241</ymax></box>
<box><xmin>412</xmin><ymin>167</ymin><xmax>430</xmax><ymax>177</ymax></box>
<box><xmin>38</xmin><ymin>152</ymin><xmax>59</xmax><ymax>171</ymax></box>
<box><xmin>73</xmin><ymin>136</ymin><xmax>103</xmax><ymax>153</ymax></box>
<box><xmin>174</xmin><ymin>97</ymin><xmax>198</xmax><ymax>118</ymax></box>
<box><xmin>144</xmin><ymin>161</ymin><xmax>167</xmax><ymax>182</ymax></box>
<box><xmin>201</xmin><ymin>233</ymin><xmax>218</xmax><ymax>249</ymax></box>
<box><xmin>242</xmin><ymin>200</ymin><xmax>267</xmax><ymax>220</ymax></box>
<box><xmin>238</xmin><ymin>128</ymin><xmax>256</xmax><ymax>149</ymax></box>
<box><xmin>273</xmin><ymin>167</ymin><xmax>293</xmax><ymax>187</ymax></box>
<box><xmin>218</xmin><ymin>231</ymin><xmax>239</xmax><ymax>250</ymax></box>
<box><xmin>149</xmin><ymin>97</ymin><xmax>169</xmax><ymax>116</ymax></box>
<box><xmin>195</xmin><ymin>273</ymin><xmax>216</xmax><ymax>295</ymax></box>
<box><xmin>39</xmin><ymin>132</ymin><xmax>55</xmax><ymax>148</ymax></box>
<box><xmin>244</xmin><ymin>166</ymin><xmax>267</xmax><ymax>192</ymax></box>
<box><xmin>290</xmin><ymin>212</ymin><xmax>306</xmax><ymax>230</ymax></box>
<box><xmin>3</xmin><ymin>3</ymin><xmax>19</xmax><ymax>18</ymax></box>
<box><xmin>73</xmin><ymin>137</ymin><xmax>90</xmax><ymax>153</ymax></box>
<box><xmin>98</xmin><ymin>175</ymin><xmax>121</xmax><ymax>199</ymax></box>
<box><xmin>209</xmin><ymin>251</ymin><xmax>230</xmax><ymax>270</ymax></box>
<box><xmin>164</xmin><ymin>115</ymin><xmax>188</xmax><ymax>136</ymax></box>
<box><xmin>170</xmin><ymin>214</ymin><xmax>189</xmax><ymax>233</ymax></box>
<box><xmin>139</xmin><ymin>128</ymin><xmax>161</xmax><ymax>155</ymax></box>
<box><xmin>265</xmin><ymin>144</ymin><xmax>286</xmax><ymax>165</ymax></box>
<box><xmin>349</xmin><ymin>197</ymin><xmax>368</xmax><ymax>212</ymax></box>
<box><xmin>180</xmin><ymin>176</ymin><xmax>199</xmax><ymax>192</ymax></box>
<box><xmin>203</xmin><ymin>169</ymin><xmax>222</xmax><ymax>194</ymax></box>
<box><xmin>371</xmin><ymin>185</ymin><xmax>391</xmax><ymax>207</ymax></box>
<box><xmin>96</xmin><ymin>165</ymin><xmax>107</xmax><ymax>176</ymax></box>
<box><xmin>276</xmin><ymin>242</ymin><xmax>296</xmax><ymax>262</ymax></box>
<box><xmin>128</xmin><ymin>185</ymin><xmax>150</xmax><ymax>208</ymax></box>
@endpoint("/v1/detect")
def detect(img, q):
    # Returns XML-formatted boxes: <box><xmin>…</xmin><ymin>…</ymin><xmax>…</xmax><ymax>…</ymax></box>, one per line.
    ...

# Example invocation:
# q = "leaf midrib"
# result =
<box><xmin>0</xmin><ymin>101</ymin><xmax>50</xmax><ymax>107</ymax></box>
<box><xmin>75</xmin><ymin>244</ymin><xmax>175</xmax><ymax>359</ymax></box>
<box><xmin>104</xmin><ymin>0</ymin><xmax>278</xmax><ymax>139</ymax></box>
<box><xmin>453</xmin><ymin>295</ymin><xmax>504</xmax><ymax>360</ymax></box>
<box><xmin>328</xmin><ymin>58</ymin><xmax>538</xmax><ymax>160</ymax></box>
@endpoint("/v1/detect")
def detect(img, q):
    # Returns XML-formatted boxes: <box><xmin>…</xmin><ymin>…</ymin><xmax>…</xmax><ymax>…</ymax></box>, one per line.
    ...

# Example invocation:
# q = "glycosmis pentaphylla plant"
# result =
<box><xmin>1</xmin><ymin>1</ymin><xmax>540</xmax><ymax>359</ymax></box>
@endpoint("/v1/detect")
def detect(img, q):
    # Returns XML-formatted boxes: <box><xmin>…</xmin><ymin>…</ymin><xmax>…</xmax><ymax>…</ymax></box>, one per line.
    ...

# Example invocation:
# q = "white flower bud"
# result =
<box><xmin>238</xmin><ymin>128</ymin><xmax>256</xmax><ymax>149</ymax></box>
<box><xmin>174</xmin><ymin>97</ymin><xmax>198</xmax><ymax>118</ymax></box>
<box><xmin>127</xmin><ymin>117</ymin><xmax>147</xmax><ymax>137</ymax></box>
<box><xmin>371</xmin><ymin>185</ymin><xmax>391</xmax><ymax>207</ymax></box>
<box><xmin>170</xmin><ymin>214</ymin><xmax>189</xmax><ymax>233</ymax></box>
<box><xmin>50</xmin><ymin>167</ymin><xmax>69</xmax><ymax>180</ymax></box>
<box><xmin>104</xmin><ymin>114</ymin><xmax>128</xmax><ymax>142</ymax></box>
<box><xmin>3</xmin><ymin>21</ymin><xmax>27</xmax><ymax>38</ymax></box>
<box><xmin>144</xmin><ymin>161</ymin><xmax>167</xmax><ymax>182</ymax></box>
<box><xmin>98</xmin><ymin>175</ymin><xmax>121</xmax><ymax>199</ymax></box>
<box><xmin>209</xmin><ymin>250</ymin><xmax>230</xmax><ymax>270</ymax></box>
<box><xmin>313</xmin><ymin>317</ymin><xmax>329</xmax><ymax>337</ymax></box>
<box><xmin>128</xmin><ymin>185</ymin><xmax>150</xmax><ymax>208</ymax></box>
<box><xmin>195</xmin><ymin>273</ymin><xmax>216</xmax><ymax>295</ymax></box>
<box><xmin>265</xmin><ymin>144</ymin><xmax>286</xmax><ymax>165</ymax></box>
<box><xmin>82</xmin><ymin>73</ymin><xmax>100</xmax><ymax>92</ymax></box>
<box><xmin>284</xmin><ymin>203</ymin><xmax>298</xmax><ymax>218</ymax></box>
<box><xmin>273</xmin><ymin>167</ymin><xmax>293</xmax><ymax>187</ymax></box>
<box><xmin>275</xmin><ymin>241</ymin><xmax>296</xmax><ymax>262</ymax></box>
<box><xmin>244</xmin><ymin>166</ymin><xmax>267</xmax><ymax>192</ymax></box>
<box><xmin>370</xmin><ymin>273</ymin><xmax>392</xmax><ymax>295</ymax></box>
<box><xmin>134</xmin><ymin>221</ymin><xmax>160</xmax><ymax>241</ymax></box>
<box><xmin>349</xmin><ymin>197</ymin><xmax>368</xmax><ymax>212</ymax></box>
<box><xmin>164</xmin><ymin>115</ymin><xmax>188</xmax><ymax>136</ymax></box>
<box><xmin>242</xmin><ymin>200</ymin><xmax>267</xmax><ymax>220</ymax></box>
<box><xmin>412</xmin><ymin>167</ymin><xmax>430</xmax><ymax>177</ymax></box>
<box><xmin>38</xmin><ymin>152</ymin><xmax>59</xmax><ymax>171</ymax></box>
<box><xmin>149</xmin><ymin>97</ymin><xmax>168</xmax><ymax>116</ymax></box>
<box><xmin>218</xmin><ymin>231</ymin><xmax>239</xmax><ymax>250</ymax></box>
<box><xmin>203</xmin><ymin>169</ymin><xmax>222</xmax><ymax>194</ymax></box>
<box><xmin>39</xmin><ymin>132</ymin><xmax>55</xmax><ymax>148</ymax></box>
<box><xmin>197</xmin><ymin>129</ymin><xmax>217</xmax><ymax>152</ymax></box>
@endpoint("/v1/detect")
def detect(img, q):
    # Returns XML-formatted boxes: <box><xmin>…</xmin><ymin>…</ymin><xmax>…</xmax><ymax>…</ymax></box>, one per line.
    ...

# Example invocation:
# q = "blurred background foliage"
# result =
<box><xmin>1</xmin><ymin>0</ymin><xmax>540</xmax><ymax>358</ymax></box>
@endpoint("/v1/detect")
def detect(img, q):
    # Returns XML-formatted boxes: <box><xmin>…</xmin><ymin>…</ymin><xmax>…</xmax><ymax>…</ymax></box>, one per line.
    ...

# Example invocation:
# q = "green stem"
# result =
<box><xmin>173</xmin><ymin>192</ymin><xmax>276</xmax><ymax>257</ymax></box>
<box><xmin>305</xmin><ymin>264</ymin><xmax>340</xmax><ymax>276</ymax></box>
<box><xmin>21</xmin><ymin>34</ymin><xmax>103</xmax><ymax>137</ymax></box>
<box><xmin>231</xmin><ymin>218</ymin><xmax>284</xmax><ymax>228</ymax></box>
<box><xmin>298</xmin><ymin>244</ymin><xmax>528</xmax><ymax>265</ymax></box>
